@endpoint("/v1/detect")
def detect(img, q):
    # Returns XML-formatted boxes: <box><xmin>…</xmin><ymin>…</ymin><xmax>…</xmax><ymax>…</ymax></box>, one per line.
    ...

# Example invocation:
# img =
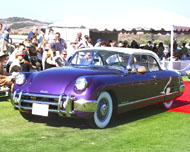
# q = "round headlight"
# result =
<box><xmin>15</xmin><ymin>73</ymin><xmax>26</xmax><ymax>85</ymax></box>
<box><xmin>75</xmin><ymin>77</ymin><xmax>88</xmax><ymax>91</ymax></box>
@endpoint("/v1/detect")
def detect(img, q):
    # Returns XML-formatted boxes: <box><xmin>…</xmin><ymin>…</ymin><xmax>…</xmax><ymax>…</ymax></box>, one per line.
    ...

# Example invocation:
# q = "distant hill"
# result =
<box><xmin>0</xmin><ymin>17</ymin><xmax>51</xmax><ymax>34</ymax></box>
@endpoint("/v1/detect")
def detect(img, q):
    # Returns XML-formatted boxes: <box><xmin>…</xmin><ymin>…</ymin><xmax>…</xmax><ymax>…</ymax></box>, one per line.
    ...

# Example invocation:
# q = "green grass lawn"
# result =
<box><xmin>182</xmin><ymin>75</ymin><xmax>189</xmax><ymax>81</ymax></box>
<box><xmin>0</xmin><ymin>96</ymin><xmax>190</xmax><ymax>152</ymax></box>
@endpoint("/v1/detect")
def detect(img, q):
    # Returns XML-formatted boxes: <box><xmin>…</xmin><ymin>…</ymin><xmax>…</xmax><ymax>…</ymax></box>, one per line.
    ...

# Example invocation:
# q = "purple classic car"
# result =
<box><xmin>11</xmin><ymin>47</ymin><xmax>184</xmax><ymax>128</ymax></box>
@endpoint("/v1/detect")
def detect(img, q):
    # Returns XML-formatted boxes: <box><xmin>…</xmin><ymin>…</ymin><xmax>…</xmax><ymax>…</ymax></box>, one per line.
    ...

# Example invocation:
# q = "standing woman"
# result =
<box><xmin>157</xmin><ymin>42</ymin><xmax>165</xmax><ymax>58</ymax></box>
<box><xmin>44</xmin><ymin>48</ymin><xmax>56</xmax><ymax>69</ymax></box>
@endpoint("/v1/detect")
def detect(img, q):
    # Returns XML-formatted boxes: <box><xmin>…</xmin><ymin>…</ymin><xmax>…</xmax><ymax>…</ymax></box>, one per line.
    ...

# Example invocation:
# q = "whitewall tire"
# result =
<box><xmin>94</xmin><ymin>91</ymin><xmax>113</xmax><ymax>129</ymax></box>
<box><xmin>163</xmin><ymin>100</ymin><xmax>173</xmax><ymax>109</ymax></box>
<box><xmin>163</xmin><ymin>87</ymin><xmax>174</xmax><ymax>109</ymax></box>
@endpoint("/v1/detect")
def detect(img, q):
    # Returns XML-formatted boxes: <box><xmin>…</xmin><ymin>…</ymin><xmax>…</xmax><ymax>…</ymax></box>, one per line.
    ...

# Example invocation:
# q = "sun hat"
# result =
<box><xmin>118</xmin><ymin>42</ymin><xmax>124</xmax><ymax>47</ymax></box>
<box><xmin>0</xmin><ymin>52</ymin><xmax>8</xmax><ymax>58</ymax></box>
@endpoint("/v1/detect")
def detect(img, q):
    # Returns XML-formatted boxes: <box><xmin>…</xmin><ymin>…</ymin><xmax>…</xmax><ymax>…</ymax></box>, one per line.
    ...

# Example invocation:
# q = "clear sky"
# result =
<box><xmin>1</xmin><ymin>0</ymin><xmax>190</xmax><ymax>28</ymax></box>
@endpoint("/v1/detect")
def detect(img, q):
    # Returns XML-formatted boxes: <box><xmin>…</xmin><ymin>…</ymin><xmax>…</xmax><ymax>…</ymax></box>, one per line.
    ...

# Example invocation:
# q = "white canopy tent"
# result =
<box><xmin>47</xmin><ymin>21</ymin><xmax>89</xmax><ymax>43</ymax></box>
<box><xmin>165</xmin><ymin>25</ymin><xmax>190</xmax><ymax>74</ymax></box>
<box><xmin>49</xmin><ymin>9</ymin><xmax>190</xmax><ymax>74</ymax></box>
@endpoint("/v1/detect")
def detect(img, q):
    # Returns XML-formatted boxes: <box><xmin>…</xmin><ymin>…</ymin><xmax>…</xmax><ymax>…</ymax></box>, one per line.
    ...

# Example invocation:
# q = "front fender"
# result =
<box><xmin>13</xmin><ymin>72</ymin><xmax>37</xmax><ymax>92</ymax></box>
<box><xmin>64</xmin><ymin>75</ymin><xmax>122</xmax><ymax>101</ymax></box>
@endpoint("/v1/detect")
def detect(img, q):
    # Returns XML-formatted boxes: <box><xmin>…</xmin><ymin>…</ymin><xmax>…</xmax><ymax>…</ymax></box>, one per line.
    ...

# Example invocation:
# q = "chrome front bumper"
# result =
<box><xmin>11</xmin><ymin>90</ymin><xmax>97</xmax><ymax>117</ymax></box>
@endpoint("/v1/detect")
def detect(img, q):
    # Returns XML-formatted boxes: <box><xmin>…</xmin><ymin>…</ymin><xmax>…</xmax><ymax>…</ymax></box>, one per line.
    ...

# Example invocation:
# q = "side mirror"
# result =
<box><xmin>137</xmin><ymin>66</ymin><xmax>146</xmax><ymax>74</ymax></box>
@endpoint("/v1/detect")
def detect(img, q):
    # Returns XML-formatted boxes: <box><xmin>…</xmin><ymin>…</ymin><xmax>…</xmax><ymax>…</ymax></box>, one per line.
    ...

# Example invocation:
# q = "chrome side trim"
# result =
<box><xmin>118</xmin><ymin>91</ymin><xmax>179</xmax><ymax>108</ymax></box>
<box><xmin>165</xmin><ymin>91</ymin><xmax>179</xmax><ymax>96</ymax></box>
<box><xmin>162</xmin><ymin>76</ymin><xmax>172</xmax><ymax>93</ymax></box>
<box><xmin>179</xmin><ymin>84</ymin><xmax>185</xmax><ymax>93</ymax></box>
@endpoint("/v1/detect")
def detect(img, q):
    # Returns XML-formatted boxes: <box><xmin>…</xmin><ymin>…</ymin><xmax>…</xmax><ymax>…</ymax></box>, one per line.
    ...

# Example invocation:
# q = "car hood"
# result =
<box><xmin>27</xmin><ymin>66</ymin><xmax>121</xmax><ymax>94</ymax></box>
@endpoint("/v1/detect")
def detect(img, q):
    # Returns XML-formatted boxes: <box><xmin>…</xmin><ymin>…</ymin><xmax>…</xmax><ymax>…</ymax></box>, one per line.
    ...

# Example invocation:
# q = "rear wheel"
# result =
<box><xmin>91</xmin><ymin>91</ymin><xmax>113</xmax><ymax>129</ymax></box>
<box><xmin>163</xmin><ymin>87</ymin><xmax>174</xmax><ymax>109</ymax></box>
<box><xmin>163</xmin><ymin>100</ymin><xmax>173</xmax><ymax>109</ymax></box>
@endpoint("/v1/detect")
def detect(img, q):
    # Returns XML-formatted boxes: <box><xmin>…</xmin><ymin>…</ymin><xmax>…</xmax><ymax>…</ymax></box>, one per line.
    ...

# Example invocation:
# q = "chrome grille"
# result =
<box><xmin>11</xmin><ymin>91</ymin><xmax>75</xmax><ymax>116</ymax></box>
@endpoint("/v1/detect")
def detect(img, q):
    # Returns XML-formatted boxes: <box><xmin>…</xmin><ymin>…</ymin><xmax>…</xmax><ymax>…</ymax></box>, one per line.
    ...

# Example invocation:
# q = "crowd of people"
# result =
<box><xmin>0</xmin><ymin>23</ymin><xmax>190</xmax><ymax>90</ymax></box>
<box><xmin>0</xmin><ymin>24</ymin><xmax>97</xmax><ymax>90</ymax></box>
<box><xmin>0</xmin><ymin>25</ymin><xmax>91</xmax><ymax>74</ymax></box>
<box><xmin>114</xmin><ymin>40</ymin><xmax>190</xmax><ymax>61</ymax></box>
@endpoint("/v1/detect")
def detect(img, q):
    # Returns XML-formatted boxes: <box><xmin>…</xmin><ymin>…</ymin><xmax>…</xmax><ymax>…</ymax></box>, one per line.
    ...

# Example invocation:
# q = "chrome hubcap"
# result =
<box><xmin>97</xmin><ymin>98</ymin><xmax>109</xmax><ymax>121</ymax></box>
<box><xmin>100</xmin><ymin>104</ymin><xmax>108</xmax><ymax>116</ymax></box>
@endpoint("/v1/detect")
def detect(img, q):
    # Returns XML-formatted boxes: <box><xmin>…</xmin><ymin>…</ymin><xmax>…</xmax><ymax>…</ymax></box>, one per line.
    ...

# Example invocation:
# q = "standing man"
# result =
<box><xmin>76</xmin><ymin>32</ymin><xmax>85</xmax><ymax>49</ymax></box>
<box><xmin>55</xmin><ymin>32</ymin><xmax>67</xmax><ymax>51</ymax></box>
<box><xmin>38</xmin><ymin>28</ymin><xmax>46</xmax><ymax>44</ymax></box>
<box><xmin>84</xmin><ymin>35</ymin><xmax>92</xmax><ymax>48</ymax></box>
<box><xmin>144</xmin><ymin>41</ymin><xmax>153</xmax><ymax>50</ymax></box>
<box><xmin>27</xmin><ymin>26</ymin><xmax>38</xmax><ymax>41</ymax></box>
<box><xmin>0</xmin><ymin>23</ymin><xmax>3</xmax><ymax>39</ymax></box>
<box><xmin>94</xmin><ymin>38</ymin><xmax>102</xmax><ymax>47</ymax></box>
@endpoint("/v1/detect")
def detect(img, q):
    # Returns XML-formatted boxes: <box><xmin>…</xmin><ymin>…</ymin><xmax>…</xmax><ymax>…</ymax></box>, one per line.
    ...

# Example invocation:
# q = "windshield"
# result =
<box><xmin>68</xmin><ymin>49</ymin><xmax>130</xmax><ymax>70</ymax></box>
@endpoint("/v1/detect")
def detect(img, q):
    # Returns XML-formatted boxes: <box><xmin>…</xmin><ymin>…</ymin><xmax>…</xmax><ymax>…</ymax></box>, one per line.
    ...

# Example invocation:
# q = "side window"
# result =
<box><xmin>133</xmin><ymin>55</ymin><xmax>160</xmax><ymax>72</ymax></box>
<box><xmin>147</xmin><ymin>56</ymin><xmax>160</xmax><ymax>72</ymax></box>
<box><xmin>133</xmin><ymin>55</ymin><xmax>148</xmax><ymax>70</ymax></box>
<box><xmin>106</xmin><ymin>53</ymin><xmax>127</xmax><ymax>64</ymax></box>
<box><xmin>70</xmin><ymin>53</ymin><xmax>80</xmax><ymax>65</ymax></box>
<box><xmin>106</xmin><ymin>53</ymin><xmax>129</xmax><ymax>69</ymax></box>
<box><xmin>106</xmin><ymin>54</ymin><xmax>118</xmax><ymax>64</ymax></box>
<box><xmin>92</xmin><ymin>53</ymin><xmax>103</xmax><ymax>65</ymax></box>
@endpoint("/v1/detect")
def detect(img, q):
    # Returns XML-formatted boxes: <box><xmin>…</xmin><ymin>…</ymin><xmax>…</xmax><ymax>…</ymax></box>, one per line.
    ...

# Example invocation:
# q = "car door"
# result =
<box><xmin>147</xmin><ymin>55</ymin><xmax>171</xmax><ymax>99</ymax></box>
<box><xmin>117</xmin><ymin>54</ymin><xmax>165</xmax><ymax>108</ymax></box>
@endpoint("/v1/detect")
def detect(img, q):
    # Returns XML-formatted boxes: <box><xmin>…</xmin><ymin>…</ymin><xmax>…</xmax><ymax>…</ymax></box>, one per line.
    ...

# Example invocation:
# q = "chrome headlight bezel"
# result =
<box><xmin>15</xmin><ymin>73</ymin><xmax>26</xmax><ymax>85</ymax></box>
<box><xmin>75</xmin><ymin>77</ymin><xmax>88</xmax><ymax>91</ymax></box>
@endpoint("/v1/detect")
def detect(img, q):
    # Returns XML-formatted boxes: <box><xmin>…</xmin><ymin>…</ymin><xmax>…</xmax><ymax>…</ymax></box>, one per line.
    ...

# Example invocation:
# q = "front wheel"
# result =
<box><xmin>20</xmin><ymin>112</ymin><xmax>35</xmax><ymax>121</ymax></box>
<box><xmin>92</xmin><ymin>91</ymin><xmax>113</xmax><ymax>128</ymax></box>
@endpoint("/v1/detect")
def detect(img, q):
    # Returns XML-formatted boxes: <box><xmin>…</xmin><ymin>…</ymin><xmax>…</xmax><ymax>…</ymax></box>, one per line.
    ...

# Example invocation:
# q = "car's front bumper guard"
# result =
<box><xmin>11</xmin><ymin>90</ymin><xmax>97</xmax><ymax>117</ymax></box>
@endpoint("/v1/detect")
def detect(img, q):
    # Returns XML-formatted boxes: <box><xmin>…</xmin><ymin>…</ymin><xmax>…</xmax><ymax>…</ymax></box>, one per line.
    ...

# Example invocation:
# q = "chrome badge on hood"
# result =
<box><xmin>40</xmin><ymin>90</ymin><xmax>48</xmax><ymax>93</ymax></box>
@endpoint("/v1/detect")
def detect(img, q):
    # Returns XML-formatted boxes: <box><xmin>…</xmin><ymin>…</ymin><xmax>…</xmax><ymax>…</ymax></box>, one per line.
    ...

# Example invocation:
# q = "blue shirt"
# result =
<box><xmin>27</xmin><ymin>31</ymin><xmax>34</xmax><ymax>40</ymax></box>
<box><xmin>51</xmin><ymin>43</ymin><xmax>57</xmax><ymax>50</ymax></box>
<box><xmin>2</xmin><ymin>32</ymin><xmax>9</xmax><ymax>42</ymax></box>
<box><xmin>56</xmin><ymin>38</ymin><xmax>67</xmax><ymax>51</ymax></box>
